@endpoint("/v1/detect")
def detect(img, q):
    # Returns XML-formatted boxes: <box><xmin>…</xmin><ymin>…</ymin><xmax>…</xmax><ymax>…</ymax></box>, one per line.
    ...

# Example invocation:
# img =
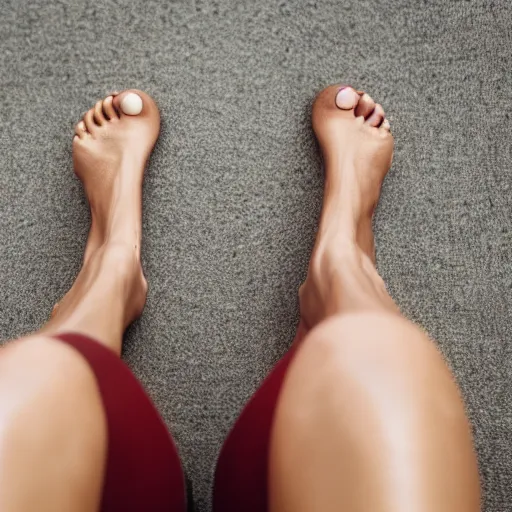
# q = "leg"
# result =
<box><xmin>0</xmin><ymin>91</ymin><xmax>186</xmax><ymax>511</ymax></box>
<box><xmin>213</xmin><ymin>85</ymin><xmax>479</xmax><ymax>512</ymax></box>
<box><xmin>0</xmin><ymin>336</ymin><xmax>107</xmax><ymax>512</ymax></box>
<box><xmin>269</xmin><ymin>86</ymin><xmax>480</xmax><ymax>511</ymax></box>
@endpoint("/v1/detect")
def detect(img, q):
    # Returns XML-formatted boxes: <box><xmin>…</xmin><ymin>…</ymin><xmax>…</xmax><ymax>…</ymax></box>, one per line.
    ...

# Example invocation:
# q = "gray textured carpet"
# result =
<box><xmin>1</xmin><ymin>0</ymin><xmax>511</xmax><ymax>510</ymax></box>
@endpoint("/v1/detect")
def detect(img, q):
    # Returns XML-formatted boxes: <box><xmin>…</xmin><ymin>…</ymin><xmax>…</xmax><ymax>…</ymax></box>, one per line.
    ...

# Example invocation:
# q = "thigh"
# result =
<box><xmin>213</xmin><ymin>313</ymin><xmax>479</xmax><ymax>512</ymax></box>
<box><xmin>0</xmin><ymin>334</ymin><xmax>187</xmax><ymax>512</ymax></box>
<box><xmin>268</xmin><ymin>313</ymin><xmax>480</xmax><ymax>512</ymax></box>
<box><xmin>0</xmin><ymin>336</ymin><xmax>107</xmax><ymax>512</ymax></box>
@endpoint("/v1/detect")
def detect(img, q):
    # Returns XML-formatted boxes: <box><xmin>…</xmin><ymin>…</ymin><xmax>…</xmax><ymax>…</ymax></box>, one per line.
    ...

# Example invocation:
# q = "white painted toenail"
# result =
<box><xmin>120</xmin><ymin>93</ymin><xmax>143</xmax><ymax>115</ymax></box>
<box><xmin>335</xmin><ymin>87</ymin><xmax>357</xmax><ymax>110</ymax></box>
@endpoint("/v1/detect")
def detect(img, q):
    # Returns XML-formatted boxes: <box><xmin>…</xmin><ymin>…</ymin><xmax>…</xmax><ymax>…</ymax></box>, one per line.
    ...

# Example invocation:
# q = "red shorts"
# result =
<box><xmin>53</xmin><ymin>333</ymin><xmax>298</xmax><ymax>512</ymax></box>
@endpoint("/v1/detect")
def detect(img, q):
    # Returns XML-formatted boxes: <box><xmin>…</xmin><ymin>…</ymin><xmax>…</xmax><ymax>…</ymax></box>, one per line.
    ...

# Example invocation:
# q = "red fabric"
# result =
<box><xmin>53</xmin><ymin>333</ymin><xmax>187</xmax><ymax>512</ymax></box>
<box><xmin>54</xmin><ymin>330</ymin><xmax>300</xmax><ymax>511</ymax></box>
<box><xmin>212</xmin><ymin>345</ymin><xmax>298</xmax><ymax>512</ymax></box>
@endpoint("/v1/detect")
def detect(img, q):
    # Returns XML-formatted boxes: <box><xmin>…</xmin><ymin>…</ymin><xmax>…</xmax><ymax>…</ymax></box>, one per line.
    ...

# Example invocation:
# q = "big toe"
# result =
<box><xmin>335</xmin><ymin>86</ymin><xmax>360</xmax><ymax>110</ymax></box>
<box><xmin>112</xmin><ymin>89</ymin><xmax>160</xmax><ymax>122</ymax></box>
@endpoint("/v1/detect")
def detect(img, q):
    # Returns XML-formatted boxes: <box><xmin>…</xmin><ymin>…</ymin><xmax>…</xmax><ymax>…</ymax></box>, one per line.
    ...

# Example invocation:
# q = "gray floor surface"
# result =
<box><xmin>1</xmin><ymin>0</ymin><xmax>511</xmax><ymax>510</ymax></box>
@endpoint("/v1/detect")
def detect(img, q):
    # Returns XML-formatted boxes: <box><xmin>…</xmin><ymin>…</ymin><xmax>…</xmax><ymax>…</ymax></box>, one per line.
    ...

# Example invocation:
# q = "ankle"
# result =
<box><xmin>95</xmin><ymin>242</ymin><xmax>148</xmax><ymax>309</ymax></box>
<box><xmin>95</xmin><ymin>241</ymin><xmax>141</xmax><ymax>274</ymax></box>
<box><xmin>300</xmin><ymin>241</ymin><xmax>396</xmax><ymax>329</ymax></box>
<box><xmin>73</xmin><ymin>241</ymin><xmax>148</xmax><ymax>334</ymax></box>
<box><xmin>42</xmin><ymin>243</ymin><xmax>147</xmax><ymax>353</ymax></box>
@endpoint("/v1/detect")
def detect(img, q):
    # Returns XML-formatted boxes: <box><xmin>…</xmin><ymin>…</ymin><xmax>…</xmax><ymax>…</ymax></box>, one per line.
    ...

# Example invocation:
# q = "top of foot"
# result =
<box><xmin>72</xmin><ymin>89</ymin><xmax>160</xmax><ymax>223</ymax></box>
<box><xmin>313</xmin><ymin>84</ymin><xmax>392</xmax><ymax>139</ymax></box>
<box><xmin>73</xmin><ymin>89</ymin><xmax>160</xmax><ymax>178</ymax></box>
<box><xmin>312</xmin><ymin>84</ymin><xmax>394</xmax><ymax>212</ymax></box>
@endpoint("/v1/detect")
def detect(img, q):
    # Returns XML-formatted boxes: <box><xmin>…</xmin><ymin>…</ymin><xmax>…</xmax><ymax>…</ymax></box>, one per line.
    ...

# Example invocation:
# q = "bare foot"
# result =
<box><xmin>44</xmin><ymin>90</ymin><xmax>160</xmax><ymax>352</ymax></box>
<box><xmin>74</xmin><ymin>90</ymin><xmax>160</xmax><ymax>263</ymax></box>
<box><xmin>300</xmin><ymin>85</ymin><xmax>397</xmax><ymax>329</ymax></box>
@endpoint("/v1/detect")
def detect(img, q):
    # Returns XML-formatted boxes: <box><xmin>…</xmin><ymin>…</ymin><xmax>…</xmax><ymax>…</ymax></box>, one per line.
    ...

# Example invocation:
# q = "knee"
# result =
<box><xmin>296</xmin><ymin>312</ymin><xmax>459</xmax><ymax>409</ymax></box>
<box><xmin>0</xmin><ymin>336</ymin><xmax>91</xmax><ymax>389</ymax></box>
<box><xmin>303</xmin><ymin>312</ymin><xmax>433</xmax><ymax>366</ymax></box>
<box><xmin>0</xmin><ymin>336</ymin><xmax>107</xmax><ymax>512</ymax></box>
<box><xmin>0</xmin><ymin>336</ymin><xmax>105</xmax><ymax>429</ymax></box>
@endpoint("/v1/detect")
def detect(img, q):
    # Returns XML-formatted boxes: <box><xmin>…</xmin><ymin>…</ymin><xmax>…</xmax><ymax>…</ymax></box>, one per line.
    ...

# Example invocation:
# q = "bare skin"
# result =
<box><xmin>0</xmin><ymin>84</ymin><xmax>480</xmax><ymax>511</ymax></box>
<box><xmin>269</xmin><ymin>86</ymin><xmax>480</xmax><ymax>511</ymax></box>
<box><xmin>0</xmin><ymin>90</ymin><xmax>160</xmax><ymax>511</ymax></box>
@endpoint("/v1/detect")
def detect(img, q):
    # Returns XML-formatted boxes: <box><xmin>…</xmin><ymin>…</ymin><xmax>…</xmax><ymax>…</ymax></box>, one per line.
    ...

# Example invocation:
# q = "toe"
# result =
<box><xmin>381</xmin><ymin>118</ymin><xmax>391</xmax><ymax>131</ymax></box>
<box><xmin>112</xmin><ymin>89</ymin><xmax>160</xmax><ymax>126</ymax></box>
<box><xmin>366</xmin><ymin>104</ymin><xmax>385</xmax><ymax>127</ymax></box>
<box><xmin>84</xmin><ymin>109</ymin><xmax>97</xmax><ymax>133</ymax></box>
<box><xmin>102</xmin><ymin>95</ymin><xmax>118</xmax><ymax>120</ymax></box>
<box><xmin>335</xmin><ymin>86</ymin><xmax>360</xmax><ymax>110</ymax></box>
<box><xmin>93</xmin><ymin>100</ymin><xmax>106</xmax><ymax>125</ymax></box>
<box><xmin>354</xmin><ymin>93</ymin><xmax>376</xmax><ymax>119</ymax></box>
<box><xmin>75</xmin><ymin>120</ymin><xmax>87</xmax><ymax>138</ymax></box>
<box><xmin>113</xmin><ymin>90</ymin><xmax>144</xmax><ymax>116</ymax></box>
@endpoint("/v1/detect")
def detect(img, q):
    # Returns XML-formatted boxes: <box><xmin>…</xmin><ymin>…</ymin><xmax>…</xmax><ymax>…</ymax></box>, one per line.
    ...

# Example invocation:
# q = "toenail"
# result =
<box><xmin>335</xmin><ymin>87</ymin><xmax>358</xmax><ymax>110</ymax></box>
<box><xmin>120</xmin><ymin>93</ymin><xmax>143</xmax><ymax>116</ymax></box>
